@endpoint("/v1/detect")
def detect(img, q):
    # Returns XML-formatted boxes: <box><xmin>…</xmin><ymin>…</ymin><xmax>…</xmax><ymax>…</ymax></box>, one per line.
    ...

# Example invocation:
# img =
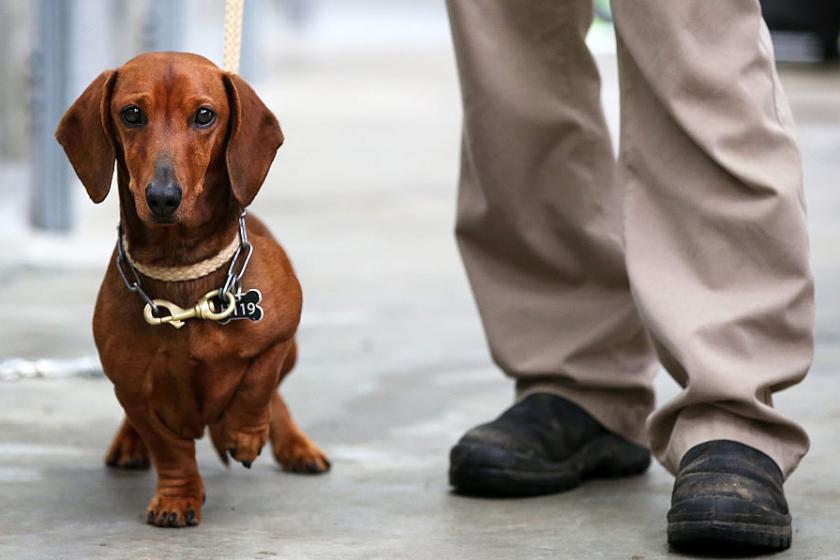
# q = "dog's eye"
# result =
<box><xmin>120</xmin><ymin>105</ymin><xmax>146</xmax><ymax>127</ymax></box>
<box><xmin>194</xmin><ymin>107</ymin><xmax>215</xmax><ymax>128</ymax></box>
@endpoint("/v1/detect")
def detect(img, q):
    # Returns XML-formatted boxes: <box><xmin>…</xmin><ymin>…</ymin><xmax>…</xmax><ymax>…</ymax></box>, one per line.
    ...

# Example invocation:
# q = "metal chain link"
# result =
<box><xmin>220</xmin><ymin>210</ymin><xmax>253</xmax><ymax>297</ymax></box>
<box><xmin>116</xmin><ymin>225</ymin><xmax>160</xmax><ymax>316</ymax></box>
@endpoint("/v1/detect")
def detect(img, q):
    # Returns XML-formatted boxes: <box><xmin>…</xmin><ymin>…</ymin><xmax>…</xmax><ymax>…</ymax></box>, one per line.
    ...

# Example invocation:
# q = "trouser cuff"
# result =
<box><xmin>660</xmin><ymin>405</ymin><xmax>807</xmax><ymax>479</ymax></box>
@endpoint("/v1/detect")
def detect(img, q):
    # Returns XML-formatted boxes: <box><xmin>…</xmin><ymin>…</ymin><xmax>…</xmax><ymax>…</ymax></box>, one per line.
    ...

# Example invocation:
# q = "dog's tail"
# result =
<box><xmin>208</xmin><ymin>421</ymin><xmax>230</xmax><ymax>467</ymax></box>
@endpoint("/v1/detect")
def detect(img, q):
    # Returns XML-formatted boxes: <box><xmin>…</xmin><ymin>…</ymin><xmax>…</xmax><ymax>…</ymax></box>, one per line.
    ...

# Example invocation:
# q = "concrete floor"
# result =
<box><xmin>1</xmin><ymin>33</ymin><xmax>840</xmax><ymax>560</ymax></box>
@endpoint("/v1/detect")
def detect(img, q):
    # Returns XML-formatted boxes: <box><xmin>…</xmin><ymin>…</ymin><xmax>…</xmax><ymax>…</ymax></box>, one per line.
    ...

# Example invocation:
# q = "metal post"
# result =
<box><xmin>30</xmin><ymin>0</ymin><xmax>71</xmax><ymax>231</ymax></box>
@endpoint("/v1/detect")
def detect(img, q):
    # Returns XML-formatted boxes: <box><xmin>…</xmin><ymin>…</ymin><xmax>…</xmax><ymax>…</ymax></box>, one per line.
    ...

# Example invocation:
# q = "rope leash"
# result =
<box><xmin>223</xmin><ymin>0</ymin><xmax>245</xmax><ymax>74</ymax></box>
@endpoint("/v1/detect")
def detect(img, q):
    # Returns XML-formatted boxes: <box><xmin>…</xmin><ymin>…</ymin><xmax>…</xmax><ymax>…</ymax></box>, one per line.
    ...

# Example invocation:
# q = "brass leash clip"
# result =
<box><xmin>142</xmin><ymin>289</ymin><xmax>237</xmax><ymax>329</ymax></box>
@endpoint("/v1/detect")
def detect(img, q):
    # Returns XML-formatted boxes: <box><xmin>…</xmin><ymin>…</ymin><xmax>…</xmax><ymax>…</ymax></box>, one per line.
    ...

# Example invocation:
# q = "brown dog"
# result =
<box><xmin>56</xmin><ymin>52</ymin><xmax>329</xmax><ymax>528</ymax></box>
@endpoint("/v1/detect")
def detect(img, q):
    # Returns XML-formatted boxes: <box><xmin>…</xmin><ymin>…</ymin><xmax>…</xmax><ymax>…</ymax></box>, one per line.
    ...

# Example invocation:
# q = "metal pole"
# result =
<box><xmin>30</xmin><ymin>0</ymin><xmax>71</xmax><ymax>231</ymax></box>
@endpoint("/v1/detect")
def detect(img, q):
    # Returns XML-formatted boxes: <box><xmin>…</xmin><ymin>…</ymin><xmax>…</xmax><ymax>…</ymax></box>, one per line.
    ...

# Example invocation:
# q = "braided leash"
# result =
<box><xmin>223</xmin><ymin>0</ymin><xmax>245</xmax><ymax>74</ymax></box>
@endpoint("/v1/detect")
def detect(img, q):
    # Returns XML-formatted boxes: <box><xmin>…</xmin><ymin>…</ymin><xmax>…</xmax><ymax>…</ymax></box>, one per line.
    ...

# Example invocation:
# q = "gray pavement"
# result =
<box><xmin>2</xmin><ymin>36</ymin><xmax>840</xmax><ymax>560</ymax></box>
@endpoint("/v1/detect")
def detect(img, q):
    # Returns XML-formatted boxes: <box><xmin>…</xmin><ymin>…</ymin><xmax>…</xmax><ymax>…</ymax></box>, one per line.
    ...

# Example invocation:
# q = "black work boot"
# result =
<box><xmin>448</xmin><ymin>393</ymin><xmax>651</xmax><ymax>497</ymax></box>
<box><xmin>668</xmin><ymin>440</ymin><xmax>792</xmax><ymax>553</ymax></box>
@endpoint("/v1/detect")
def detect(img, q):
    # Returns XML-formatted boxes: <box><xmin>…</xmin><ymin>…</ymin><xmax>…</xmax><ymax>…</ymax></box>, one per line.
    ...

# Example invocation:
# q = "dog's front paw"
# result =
<box><xmin>224</xmin><ymin>424</ymin><xmax>269</xmax><ymax>469</ymax></box>
<box><xmin>146</xmin><ymin>492</ymin><xmax>203</xmax><ymax>528</ymax></box>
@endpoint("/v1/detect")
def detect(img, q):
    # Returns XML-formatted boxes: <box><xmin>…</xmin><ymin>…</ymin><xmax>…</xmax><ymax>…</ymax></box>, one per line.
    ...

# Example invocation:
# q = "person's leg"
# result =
<box><xmin>446</xmin><ymin>0</ymin><xmax>657</xmax><ymax>495</ymax></box>
<box><xmin>447</xmin><ymin>0</ymin><xmax>656</xmax><ymax>447</ymax></box>
<box><xmin>612</xmin><ymin>0</ymin><xmax>812</xmax><ymax>484</ymax></box>
<box><xmin>611</xmin><ymin>0</ymin><xmax>813</xmax><ymax>550</ymax></box>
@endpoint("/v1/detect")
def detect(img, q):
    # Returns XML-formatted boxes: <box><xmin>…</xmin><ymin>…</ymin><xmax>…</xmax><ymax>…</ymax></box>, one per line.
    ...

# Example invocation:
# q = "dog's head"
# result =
<box><xmin>56</xmin><ymin>52</ymin><xmax>283</xmax><ymax>226</ymax></box>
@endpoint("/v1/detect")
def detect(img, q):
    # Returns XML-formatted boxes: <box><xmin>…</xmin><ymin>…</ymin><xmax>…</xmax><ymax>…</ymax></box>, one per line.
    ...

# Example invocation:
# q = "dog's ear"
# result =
<box><xmin>55</xmin><ymin>70</ymin><xmax>117</xmax><ymax>203</ymax></box>
<box><xmin>223</xmin><ymin>73</ymin><xmax>284</xmax><ymax>208</ymax></box>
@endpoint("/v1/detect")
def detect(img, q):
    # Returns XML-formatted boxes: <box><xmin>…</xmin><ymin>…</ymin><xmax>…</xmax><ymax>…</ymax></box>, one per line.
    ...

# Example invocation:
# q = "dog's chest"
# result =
<box><xmin>139</xmin><ymin>348</ymin><xmax>243</xmax><ymax>436</ymax></box>
<box><xmin>123</xmin><ymin>326</ymin><xmax>266</xmax><ymax>433</ymax></box>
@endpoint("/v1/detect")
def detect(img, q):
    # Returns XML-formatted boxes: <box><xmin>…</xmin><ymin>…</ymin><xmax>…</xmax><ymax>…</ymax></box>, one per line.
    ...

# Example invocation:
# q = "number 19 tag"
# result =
<box><xmin>216</xmin><ymin>289</ymin><xmax>263</xmax><ymax>324</ymax></box>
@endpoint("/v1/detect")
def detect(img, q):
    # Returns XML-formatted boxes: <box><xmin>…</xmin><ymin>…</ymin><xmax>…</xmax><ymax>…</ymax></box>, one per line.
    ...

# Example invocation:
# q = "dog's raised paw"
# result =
<box><xmin>224</xmin><ymin>426</ymin><xmax>269</xmax><ymax>468</ymax></box>
<box><xmin>145</xmin><ymin>493</ymin><xmax>202</xmax><ymax>528</ymax></box>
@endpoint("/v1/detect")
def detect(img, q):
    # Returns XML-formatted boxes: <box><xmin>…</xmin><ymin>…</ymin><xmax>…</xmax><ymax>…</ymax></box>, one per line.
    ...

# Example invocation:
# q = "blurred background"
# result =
<box><xmin>0</xmin><ymin>1</ymin><xmax>838</xmax><ymax>558</ymax></box>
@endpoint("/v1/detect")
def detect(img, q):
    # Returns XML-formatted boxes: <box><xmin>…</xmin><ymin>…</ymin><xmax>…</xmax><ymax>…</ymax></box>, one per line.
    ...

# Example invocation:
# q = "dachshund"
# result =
<box><xmin>56</xmin><ymin>52</ymin><xmax>329</xmax><ymax>528</ymax></box>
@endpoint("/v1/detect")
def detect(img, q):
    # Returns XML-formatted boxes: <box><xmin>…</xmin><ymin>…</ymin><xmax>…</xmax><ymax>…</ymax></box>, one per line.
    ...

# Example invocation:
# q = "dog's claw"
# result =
<box><xmin>167</xmin><ymin>512</ymin><xmax>178</xmax><ymax>527</ymax></box>
<box><xmin>242</xmin><ymin>460</ymin><xmax>252</xmax><ymax>469</ymax></box>
<box><xmin>185</xmin><ymin>510</ymin><xmax>196</xmax><ymax>526</ymax></box>
<box><xmin>146</xmin><ymin>510</ymin><xmax>156</xmax><ymax>524</ymax></box>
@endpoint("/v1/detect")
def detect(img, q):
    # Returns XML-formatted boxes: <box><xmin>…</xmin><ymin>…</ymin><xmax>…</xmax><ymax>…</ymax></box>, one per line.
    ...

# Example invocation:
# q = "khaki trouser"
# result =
<box><xmin>446</xmin><ymin>0</ymin><xmax>814</xmax><ymax>477</ymax></box>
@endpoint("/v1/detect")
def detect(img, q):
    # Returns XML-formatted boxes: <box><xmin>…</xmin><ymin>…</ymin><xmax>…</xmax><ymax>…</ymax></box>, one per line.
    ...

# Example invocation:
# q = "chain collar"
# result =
<box><xmin>115</xmin><ymin>210</ymin><xmax>253</xmax><ymax>327</ymax></box>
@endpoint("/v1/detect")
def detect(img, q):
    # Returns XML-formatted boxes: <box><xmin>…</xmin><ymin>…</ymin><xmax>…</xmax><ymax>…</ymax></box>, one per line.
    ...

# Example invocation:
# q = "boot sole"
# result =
<box><xmin>668</xmin><ymin>500</ymin><xmax>792</xmax><ymax>554</ymax></box>
<box><xmin>449</xmin><ymin>432</ymin><xmax>651</xmax><ymax>497</ymax></box>
<box><xmin>668</xmin><ymin>519</ymin><xmax>792</xmax><ymax>553</ymax></box>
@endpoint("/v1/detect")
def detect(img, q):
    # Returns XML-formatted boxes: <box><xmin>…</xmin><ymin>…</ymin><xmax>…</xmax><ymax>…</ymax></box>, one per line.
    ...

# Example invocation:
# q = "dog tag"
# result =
<box><xmin>216</xmin><ymin>289</ymin><xmax>263</xmax><ymax>324</ymax></box>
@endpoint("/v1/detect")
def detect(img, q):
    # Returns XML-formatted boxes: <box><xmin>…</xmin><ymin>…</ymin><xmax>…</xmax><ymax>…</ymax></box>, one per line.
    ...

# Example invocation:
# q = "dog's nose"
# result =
<box><xmin>145</xmin><ymin>182</ymin><xmax>182</xmax><ymax>219</ymax></box>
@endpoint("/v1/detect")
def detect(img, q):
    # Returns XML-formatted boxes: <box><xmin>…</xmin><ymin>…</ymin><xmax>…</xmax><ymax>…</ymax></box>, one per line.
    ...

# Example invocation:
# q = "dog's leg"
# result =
<box><xmin>120</xmin><ymin>404</ymin><xmax>204</xmax><ymax>528</ymax></box>
<box><xmin>269</xmin><ymin>390</ymin><xmax>330</xmax><ymax>474</ymax></box>
<box><xmin>105</xmin><ymin>417</ymin><xmax>150</xmax><ymax>470</ymax></box>
<box><xmin>220</xmin><ymin>340</ymin><xmax>293</xmax><ymax>468</ymax></box>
